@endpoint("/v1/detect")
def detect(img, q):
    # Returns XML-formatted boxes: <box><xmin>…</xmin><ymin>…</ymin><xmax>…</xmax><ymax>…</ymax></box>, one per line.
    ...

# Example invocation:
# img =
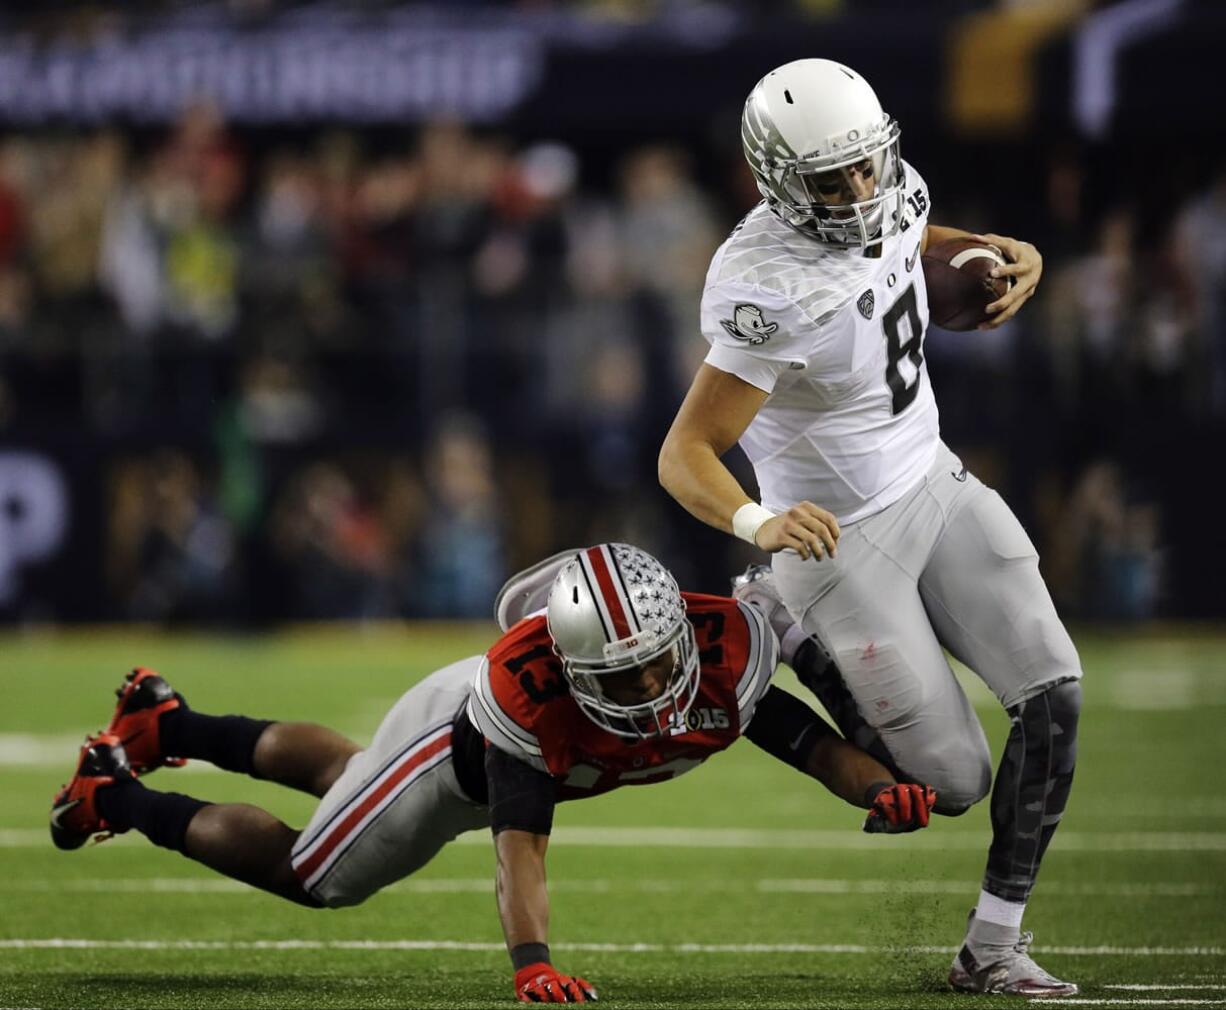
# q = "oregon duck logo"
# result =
<box><xmin>720</xmin><ymin>304</ymin><xmax>778</xmax><ymax>345</ymax></box>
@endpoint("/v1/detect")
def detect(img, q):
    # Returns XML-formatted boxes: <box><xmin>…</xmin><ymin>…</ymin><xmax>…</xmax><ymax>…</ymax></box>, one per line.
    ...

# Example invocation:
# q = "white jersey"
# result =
<box><xmin>700</xmin><ymin>161</ymin><xmax>940</xmax><ymax>525</ymax></box>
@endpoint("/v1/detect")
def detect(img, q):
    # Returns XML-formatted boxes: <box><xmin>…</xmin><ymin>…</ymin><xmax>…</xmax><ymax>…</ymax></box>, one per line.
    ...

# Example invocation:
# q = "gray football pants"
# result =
<box><xmin>773</xmin><ymin>443</ymin><xmax>1083</xmax><ymax>816</ymax></box>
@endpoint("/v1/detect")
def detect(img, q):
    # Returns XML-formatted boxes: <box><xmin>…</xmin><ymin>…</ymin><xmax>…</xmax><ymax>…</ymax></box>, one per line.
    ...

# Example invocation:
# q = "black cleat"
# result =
<box><xmin>50</xmin><ymin>732</ymin><xmax>135</xmax><ymax>850</ymax></box>
<box><xmin>106</xmin><ymin>668</ymin><xmax>186</xmax><ymax>774</ymax></box>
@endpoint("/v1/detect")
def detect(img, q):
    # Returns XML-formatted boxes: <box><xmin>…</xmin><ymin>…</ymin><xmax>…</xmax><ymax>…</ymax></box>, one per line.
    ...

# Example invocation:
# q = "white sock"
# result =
<box><xmin>975</xmin><ymin>889</ymin><xmax>1025</xmax><ymax>930</ymax></box>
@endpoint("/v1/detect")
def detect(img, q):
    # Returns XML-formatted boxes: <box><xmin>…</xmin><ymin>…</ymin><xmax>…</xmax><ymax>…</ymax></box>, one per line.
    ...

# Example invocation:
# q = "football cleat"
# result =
<box><xmin>50</xmin><ymin>732</ymin><xmax>135</xmax><ymax>850</ymax></box>
<box><xmin>948</xmin><ymin>910</ymin><xmax>1078</xmax><ymax>997</ymax></box>
<box><xmin>730</xmin><ymin>564</ymin><xmax>797</xmax><ymax>643</ymax></box>
<box><xmin>106</xmin><ymin>667</ymin><xmax>186</xmax><ymax>774</ymax></box>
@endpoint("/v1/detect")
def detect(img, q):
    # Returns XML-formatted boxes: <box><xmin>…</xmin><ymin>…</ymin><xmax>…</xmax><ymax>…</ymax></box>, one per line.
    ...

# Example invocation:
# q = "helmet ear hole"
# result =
<box><xmin>572</xmin><ymin>587</ymin><xmax>579</xmax><ymax>604</ymax></box>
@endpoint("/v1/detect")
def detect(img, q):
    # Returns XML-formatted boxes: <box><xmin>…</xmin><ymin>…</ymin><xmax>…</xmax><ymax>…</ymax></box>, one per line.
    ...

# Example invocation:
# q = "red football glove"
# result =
<box><xmin>863</xmin><ymin>783</ymin><xmax>937</xmax><ymax>834</ymax></box>
<box><xmin>514</xmin><ymin>962</ymin><xmax>598</xmax><ymax>1003</ymax></box>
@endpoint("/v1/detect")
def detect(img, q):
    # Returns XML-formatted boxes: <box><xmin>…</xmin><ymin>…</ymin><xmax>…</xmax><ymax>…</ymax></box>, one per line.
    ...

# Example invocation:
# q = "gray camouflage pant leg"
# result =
<box><xmin>915</xmin><ymin>459</ymin><xmax>1083</xmax><ymax>900</ymax></box>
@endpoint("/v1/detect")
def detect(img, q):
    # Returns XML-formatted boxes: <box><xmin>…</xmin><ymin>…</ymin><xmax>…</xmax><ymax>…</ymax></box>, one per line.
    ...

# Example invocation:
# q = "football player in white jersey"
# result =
<box><xmin>659</xmin><ymin>59</ymin><xmax>1083</xmax><ymax>997</ymax></box>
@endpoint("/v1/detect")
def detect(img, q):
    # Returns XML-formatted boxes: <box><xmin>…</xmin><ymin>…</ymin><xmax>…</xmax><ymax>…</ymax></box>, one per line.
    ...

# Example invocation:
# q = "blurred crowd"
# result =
<box><xmin>0</xmin><ymin>103</ymin><xmax>1221</xmax><ymax>622</ymax></box>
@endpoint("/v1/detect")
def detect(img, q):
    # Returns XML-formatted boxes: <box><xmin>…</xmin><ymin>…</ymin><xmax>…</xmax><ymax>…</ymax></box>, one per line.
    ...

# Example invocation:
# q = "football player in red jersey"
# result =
<box><xmin>51</xmin><ymin>543</ymin><xmax>935</xmax><ymax>1004</ymax></box>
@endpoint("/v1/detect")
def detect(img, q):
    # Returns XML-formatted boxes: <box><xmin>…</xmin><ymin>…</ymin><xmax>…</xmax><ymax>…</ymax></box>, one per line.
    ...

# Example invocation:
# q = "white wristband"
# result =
<box><xmin>732</xmin><ymin>502</ymin><xmax>776</xmax><ymax>546</ymax></box>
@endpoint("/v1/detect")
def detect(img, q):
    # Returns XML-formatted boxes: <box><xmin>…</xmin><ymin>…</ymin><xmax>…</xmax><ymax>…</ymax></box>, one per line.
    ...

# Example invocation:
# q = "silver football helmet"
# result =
<box><xmin>742</xmin><ymin>58</ymin><xmax>905</xmax><ymax>248</ymax></box>
<box><xmin>546</xmin><ymin>543</ymin><xmax>699</xmax><ymax>740</ymax></box>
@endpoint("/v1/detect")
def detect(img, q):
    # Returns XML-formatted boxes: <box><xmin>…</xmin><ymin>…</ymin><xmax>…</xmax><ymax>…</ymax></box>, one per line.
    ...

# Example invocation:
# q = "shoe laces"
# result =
<box><xmin>1005</xmin><ymin>932</ymin><xmax>1062</xmax><ymax>982</ymax></box>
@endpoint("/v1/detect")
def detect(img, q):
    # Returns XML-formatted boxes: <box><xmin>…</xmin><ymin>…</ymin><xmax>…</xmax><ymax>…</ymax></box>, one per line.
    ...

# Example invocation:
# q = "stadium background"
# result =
<box><xmin>1</xmin><ymin>1</ymin><xmax>1224</xmax><ymax>1008</ymax></box>
<box><xmin>0</xmin><ymin>0</ymin><xmax>1223</xmax><ymax>623</ymax></box>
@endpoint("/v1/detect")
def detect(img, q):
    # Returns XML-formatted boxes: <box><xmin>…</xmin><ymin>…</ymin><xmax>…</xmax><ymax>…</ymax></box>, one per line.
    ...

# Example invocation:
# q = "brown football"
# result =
<box><xmin>921</xmin><ymin>238</ymin><xmax>1012</xmax><ymax>331</ymax></box>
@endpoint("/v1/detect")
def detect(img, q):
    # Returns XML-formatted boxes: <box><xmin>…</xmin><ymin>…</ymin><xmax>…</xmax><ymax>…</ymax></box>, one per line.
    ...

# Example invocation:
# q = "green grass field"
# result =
<box><xmin>2</xmin><ymin>624</ymin><xmax>1225</xmax><ymax>1008</ymax></box>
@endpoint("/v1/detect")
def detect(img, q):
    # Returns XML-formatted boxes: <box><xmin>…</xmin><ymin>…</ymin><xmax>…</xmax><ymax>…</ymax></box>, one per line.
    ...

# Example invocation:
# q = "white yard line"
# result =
<box><xmin>1106</xmin><ymin>987</ymin><xmax>1226</xmax><ymax>992</ymax></box>
<box><xmin>483</xmin><ymin>827</ymin><xmax>1226</xmax><ymax>852</ymax></box>
<box><xmin>0</xmin><ymin>734</ymin><xmax>88</xmax><ymax>767</ymax></box>
<box><xmin>0</xmin><ymin>939</ymin><xmax>1222</xmax><ymax>957</ymax></box>
<box><xmin>0</xmin><ymin>877</ymin><xmax>1215</xmax><ymax>898</ymax></box>
<box><xmin>0</xmin><ymin>734</ymin><xmax>225</xmax><ymax>771</ymax></box>
<box><xmin>1034</xmin><ymin>1001</ymin><xmax>1226</xmax><ymax>1007</ymax></box>
<box><xmin>755</xmin><ymin>879</ymin><xmax>1213</xmax><ymax>897</ymax></box>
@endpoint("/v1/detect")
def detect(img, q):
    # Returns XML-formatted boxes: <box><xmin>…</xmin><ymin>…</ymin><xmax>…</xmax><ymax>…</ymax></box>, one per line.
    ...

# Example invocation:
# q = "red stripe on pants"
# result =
<box><xmin>294</xmin><ymin>732</ymin><xmax>452</xmax><ymax>884</ymax></box>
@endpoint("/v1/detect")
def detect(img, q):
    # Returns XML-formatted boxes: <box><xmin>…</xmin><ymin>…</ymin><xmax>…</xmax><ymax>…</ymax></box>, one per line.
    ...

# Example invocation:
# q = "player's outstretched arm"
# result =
<box><xmin>494</xmin><ymin>830</ymin><xmax>593</xmax><ymax>1002</ymax></box>
<box><xmin>743</xmin><ymin>687</ymin><xmax>935</xmax><ymax>832</ymax></box>
<box><xmin>659</xmin><ymin>363</ymin><xmax>768</xmax><ymax>532</ymax></box>
<box><xmin>495</xmin><ymin>827</ymin><xmax>551</xmax><ymax>955</ymax></box>
<box><xmin>487</xmin><ymin>747</ymin><xmax>596</xmax><ymax>1002</ymax></box>
<box><xmin>806</xmin><ymin>736</ymin><xmax>934</xmax><ymax>831</ymax></box>
<box><xmin>743</xmin><ymin>686</ymin><xmax>874</xmax><ymax>805</ymax></box>
<box><xmin>659</xmin><ymin>364</ymin><xmax>838</xmax><ymax>559</ymax></box>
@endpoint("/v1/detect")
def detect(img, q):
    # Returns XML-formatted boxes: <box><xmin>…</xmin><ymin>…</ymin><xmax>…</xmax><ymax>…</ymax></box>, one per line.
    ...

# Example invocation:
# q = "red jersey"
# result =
<box><xmin>466</xmin><ymin>593</ymin><xmax>777</xmax><ymax>800</ymax></box>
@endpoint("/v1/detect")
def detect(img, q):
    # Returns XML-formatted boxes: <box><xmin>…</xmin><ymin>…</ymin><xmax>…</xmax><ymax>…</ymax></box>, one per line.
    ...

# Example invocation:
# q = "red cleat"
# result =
<box><xmin>50</xmin><ymin>732</ymin><xmax>135</xmax><ymax>850</ymax></box>
<box><xmin>105</xmin><ymin>668</ymin><xmax>186</xmax><ymax>774</ymax></box>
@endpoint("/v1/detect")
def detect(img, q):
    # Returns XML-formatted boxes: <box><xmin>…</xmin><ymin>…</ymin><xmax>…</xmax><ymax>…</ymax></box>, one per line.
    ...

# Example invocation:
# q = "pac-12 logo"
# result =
<box><xmin>720</xmin><ymin>304</ymin><xmax>778</xmax><ymax>345</ymax></box>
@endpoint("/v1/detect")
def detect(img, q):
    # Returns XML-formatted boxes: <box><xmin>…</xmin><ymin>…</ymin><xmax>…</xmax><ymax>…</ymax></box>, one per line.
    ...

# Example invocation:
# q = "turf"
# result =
<box><xmin>2</xmin><ymin>624</ymin><xmax>1224</xmax><ymax>1008</ymax></box>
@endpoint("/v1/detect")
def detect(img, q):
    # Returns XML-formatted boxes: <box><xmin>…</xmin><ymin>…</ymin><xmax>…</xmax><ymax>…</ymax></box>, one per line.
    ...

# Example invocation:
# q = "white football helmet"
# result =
<box><xmin>742</xmin><ymin>58</ymin><xmax>905</xmax><ymax>248</ymax></box>
<box><xmin>546</xmin><ymin>543</ymin><xmax>699</xmax><ymax>740</ymax></box>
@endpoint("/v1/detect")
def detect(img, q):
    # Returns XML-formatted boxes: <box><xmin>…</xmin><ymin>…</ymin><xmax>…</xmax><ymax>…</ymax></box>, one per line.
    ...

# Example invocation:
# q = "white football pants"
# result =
<box><xmin>772</xmin><ymin>443</ymin><xmax>1082</xmax><ymax>813</ymax></box>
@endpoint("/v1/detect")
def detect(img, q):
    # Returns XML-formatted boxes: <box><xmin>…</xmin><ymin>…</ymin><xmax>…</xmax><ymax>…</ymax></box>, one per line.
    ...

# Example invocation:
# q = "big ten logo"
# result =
<box><xmin>685</xmin><ymin>707</ymin><xmax>729</xmax><ymax>732</ymax></box>
<box><xmin>0</xmin><ymin>452</ymin><xmax>69</xmax><ymax>606</ymax></box>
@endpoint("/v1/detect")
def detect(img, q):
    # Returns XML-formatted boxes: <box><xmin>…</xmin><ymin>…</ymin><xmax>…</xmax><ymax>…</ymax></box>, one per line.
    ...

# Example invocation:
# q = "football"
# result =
<box><xmin>921</xmin><ymin>238</ymin><xmax>1012</xmax><ymax>331</ymax></box>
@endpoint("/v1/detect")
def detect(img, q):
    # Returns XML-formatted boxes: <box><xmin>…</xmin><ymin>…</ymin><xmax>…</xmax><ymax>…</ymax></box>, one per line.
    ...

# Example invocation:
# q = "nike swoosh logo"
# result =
<box><xmin>905</xmin><ymin>244</ymin><xmax>920</xmax><ymax>272</ymax></box>
<box><xmin>50</xmin><ymin>798</ymin><xmax>81</xmax><ymax>830</ymax></box>
<box><xmin>788</xmin><ymin>726</ymin><xmax>812</xmax><ymax>752</ymax></box>
<box><xmin>952</xmin><ymin>465</ymin><xmax>968</xmax><ymax>482</ymax></box>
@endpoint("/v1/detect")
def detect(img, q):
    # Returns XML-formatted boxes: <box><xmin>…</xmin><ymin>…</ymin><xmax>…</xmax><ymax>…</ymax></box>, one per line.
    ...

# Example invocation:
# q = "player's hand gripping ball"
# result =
<box><xmin>515</xmin><ymin>962</ymin><xmax>598</xmax><ymax>1002</ymax></box>
<box><xmin>922</xmin><ymin>238</ymin><xmax>1013</xmax><ymax>331</ymax></box>
<box><xmin>863</xmin><ymin>783</ymin><xmax>937</xmax><ymax>834</ymax></box>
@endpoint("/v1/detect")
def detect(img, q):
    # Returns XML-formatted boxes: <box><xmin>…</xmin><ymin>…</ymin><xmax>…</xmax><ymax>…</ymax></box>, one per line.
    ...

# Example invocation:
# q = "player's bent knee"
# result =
<box><xmin>1030</xmin><ymin>679</ymin><xmax>1082</xmax><ymax>772</ymax></box>
<box><xmin>1004</xmin><ymin>616</ymin><xmax>1083</xmax><ymax>708</ymax></box>
<box><xmin>930</xmin><ymin>768</ymin><xmax>991</xmax><ymax>816</ymax></box>
<box><xmin>943</xmin><ymin>738</ymin><xmax>992</xmax><ymax>815</ymax></box>
<box><xmin>1013</xmin><ymin>677</ymin><xmax>1082</xmax><ymax>733</ymax></box>
<box><xmin>901</xmin><ymin>739</ymin><xmax>991</xmax><ymax>817</ymax></box>
<box><xmin>1044</xmin><ymin>678</ymin><xmax>1082</xmax><ymax>723</ymax></box>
